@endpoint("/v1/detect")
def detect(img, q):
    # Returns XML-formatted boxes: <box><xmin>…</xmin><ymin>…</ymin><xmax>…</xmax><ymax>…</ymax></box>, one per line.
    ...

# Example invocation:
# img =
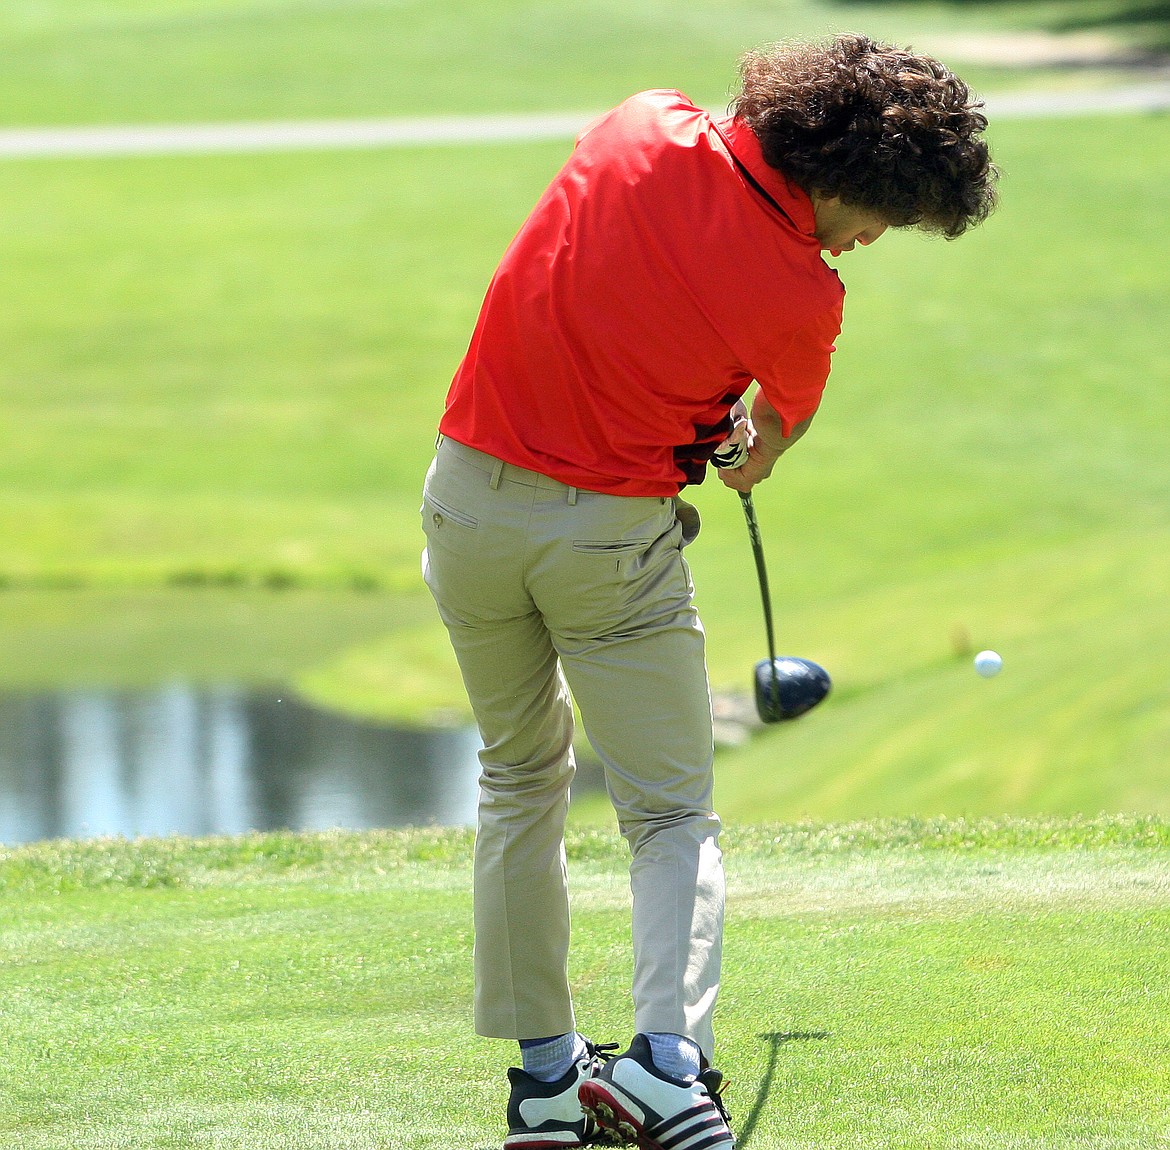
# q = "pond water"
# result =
<box><xmin>0</xmin><ymin>686</ymin><xmax>485</xmax><ymax>845</ymax></box>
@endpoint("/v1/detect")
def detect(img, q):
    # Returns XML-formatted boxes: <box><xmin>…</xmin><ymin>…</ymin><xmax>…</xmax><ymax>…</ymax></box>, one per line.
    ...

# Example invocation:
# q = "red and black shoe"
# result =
<box><xmin>577</xmin><ymin>1034</ymin><xmax>734</xmax><ymax>1150</ymax></box>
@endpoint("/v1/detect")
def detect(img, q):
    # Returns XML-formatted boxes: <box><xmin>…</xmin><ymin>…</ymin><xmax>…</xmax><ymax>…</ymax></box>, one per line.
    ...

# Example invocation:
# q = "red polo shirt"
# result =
<box><xmin>439</xmin><ymin>89</ymin><xmax>844</xmax><ymax>496</ymax></box>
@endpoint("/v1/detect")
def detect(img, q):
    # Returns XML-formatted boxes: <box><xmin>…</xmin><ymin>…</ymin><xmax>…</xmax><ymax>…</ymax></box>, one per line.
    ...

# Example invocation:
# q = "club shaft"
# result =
<box><xmin>739</xmin><ymin>492</ymin><xmax>780</xmax><ymax>692</ymax></box>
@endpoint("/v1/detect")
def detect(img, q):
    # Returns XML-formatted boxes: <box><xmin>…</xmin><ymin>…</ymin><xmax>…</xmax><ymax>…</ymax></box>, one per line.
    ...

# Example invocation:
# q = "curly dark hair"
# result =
<box><xmin>733</xmin><ymin>33</ymin><xmax>998</xmax><ymax>238</ymax></box>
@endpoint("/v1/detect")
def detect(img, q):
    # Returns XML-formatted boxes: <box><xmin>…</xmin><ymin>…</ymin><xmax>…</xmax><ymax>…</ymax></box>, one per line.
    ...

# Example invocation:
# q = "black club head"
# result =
<box><xmin>754</xmin><ymin>657</ymin><xmax>832</xmax><ymax>723</ymax></box>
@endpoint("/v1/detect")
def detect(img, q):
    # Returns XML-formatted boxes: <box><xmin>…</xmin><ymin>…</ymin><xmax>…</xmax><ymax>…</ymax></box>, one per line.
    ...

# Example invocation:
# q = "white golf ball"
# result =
<box><xmin>974</xmin><ymin>650</ymin><xmax>1003</xmax><ymax>678</ymax></box>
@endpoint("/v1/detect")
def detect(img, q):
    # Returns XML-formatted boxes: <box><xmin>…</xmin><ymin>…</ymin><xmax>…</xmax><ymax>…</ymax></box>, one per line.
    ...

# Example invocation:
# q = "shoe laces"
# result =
<box><xmin>583</xmin><ymin>1040</ymin><xmax>620</xmax><ymax>1066</ymax></box>
<box><xmin>698</xmin><ymin>1068</ymin><xmax>733</xmax><ymax>1126</ymax></box>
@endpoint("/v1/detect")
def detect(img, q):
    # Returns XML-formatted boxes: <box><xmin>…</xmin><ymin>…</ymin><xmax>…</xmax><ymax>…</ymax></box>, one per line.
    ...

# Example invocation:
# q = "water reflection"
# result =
<box><xmin>0</xmin><ymin>686</ymin><xmax>484</xmax><ymax>845</ymax></box>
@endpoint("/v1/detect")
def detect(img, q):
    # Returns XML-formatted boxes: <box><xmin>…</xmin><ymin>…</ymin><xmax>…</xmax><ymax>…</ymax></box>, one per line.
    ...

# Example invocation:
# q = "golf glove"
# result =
<box><xmin>711</xmin><ymin>398</ymin><xmax>751</xmax><ymax>470</ymax></box>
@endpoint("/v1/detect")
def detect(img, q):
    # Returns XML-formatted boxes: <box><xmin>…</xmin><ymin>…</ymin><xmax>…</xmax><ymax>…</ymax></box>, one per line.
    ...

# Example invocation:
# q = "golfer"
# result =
<box><xmin>421</xmin><ymin>33</ymin><xmax>996</xmax><ymax>1149</ymax></box>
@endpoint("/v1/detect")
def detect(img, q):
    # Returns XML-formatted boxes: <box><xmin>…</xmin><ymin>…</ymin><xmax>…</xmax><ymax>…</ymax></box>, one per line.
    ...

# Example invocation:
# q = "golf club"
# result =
<box><xmin>738</xmin><ymin>490</ymin><xmax>831</xmax><ymax>722</ymax></box>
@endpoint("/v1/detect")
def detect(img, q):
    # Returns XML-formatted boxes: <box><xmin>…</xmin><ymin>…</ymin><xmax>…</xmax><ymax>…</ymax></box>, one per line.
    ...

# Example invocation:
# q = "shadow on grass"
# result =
<box><xmin>735</xmin><ymin>1031</ymin><xmax>831</xmax><ymax>1149</ymax></box>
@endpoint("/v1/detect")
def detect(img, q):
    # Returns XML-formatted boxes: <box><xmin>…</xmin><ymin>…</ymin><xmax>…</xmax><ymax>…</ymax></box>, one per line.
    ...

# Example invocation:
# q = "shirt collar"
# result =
<box><xmin>712</xmin><ymin>114</ymin><xmax>817</xmax><ymax>238</ymax></box>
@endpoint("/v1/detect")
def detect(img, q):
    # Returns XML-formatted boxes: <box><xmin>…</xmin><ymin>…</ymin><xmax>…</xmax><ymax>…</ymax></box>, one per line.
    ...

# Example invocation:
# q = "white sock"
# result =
<box><xmin>646</xmin><ymin>1032</ymin><xmax>701</xmax><ymax>1083</ymax></box>
<box><xmin>519</xmin><ymin>1032</ymin><xmax>586</xmax><ymax>1083</ymax></box>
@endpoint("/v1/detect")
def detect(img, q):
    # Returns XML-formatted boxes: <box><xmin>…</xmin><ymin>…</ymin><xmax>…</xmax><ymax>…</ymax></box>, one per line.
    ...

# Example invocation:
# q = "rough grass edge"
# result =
<box><xmin>1</xmin><ymin>814</ymin><xmax>1166</xmax><ymax>896</ymax></box>
<box><xmin>0</xmin><ymin>562</ymin><xmax>412</xmax><ymax>594</ymax></box>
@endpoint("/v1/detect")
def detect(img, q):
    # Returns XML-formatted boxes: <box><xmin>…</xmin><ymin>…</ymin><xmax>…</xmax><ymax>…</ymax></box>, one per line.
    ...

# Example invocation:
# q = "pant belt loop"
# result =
<box><xmin>567</xmin><ymin>486</ymin><xmax>578</xmax><ymax>505</ymax></box>
<box><xmin>489</xmin><ymin>459</ymin><xmax>505</xmax><ymax>490</ymax></box>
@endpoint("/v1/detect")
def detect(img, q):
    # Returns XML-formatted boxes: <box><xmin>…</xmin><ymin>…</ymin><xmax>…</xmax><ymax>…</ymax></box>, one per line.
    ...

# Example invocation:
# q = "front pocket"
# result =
<box><xmin>571</xmin><ymin>538</ymin><xmax>652</xmax><ymax>554</ymax></box>
<box><xmin>424</xmin><ymin>493</ymin><xmax>479</xmax><ymax>530</ymax></box>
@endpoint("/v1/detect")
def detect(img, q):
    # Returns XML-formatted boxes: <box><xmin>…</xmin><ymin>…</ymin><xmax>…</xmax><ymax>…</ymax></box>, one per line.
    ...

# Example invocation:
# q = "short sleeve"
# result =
<box><xmin>751</xmin><ymin>303</ymin><xmax>842</xmax><ymax>435</ymax></box>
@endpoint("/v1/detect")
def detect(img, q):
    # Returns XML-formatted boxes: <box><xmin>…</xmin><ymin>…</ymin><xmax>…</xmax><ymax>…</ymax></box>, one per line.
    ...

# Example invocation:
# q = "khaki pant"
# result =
<box><xmin>421</xmin><ymin>436</ymin><xmax>724</xmax><ymax>1059</ymax></box>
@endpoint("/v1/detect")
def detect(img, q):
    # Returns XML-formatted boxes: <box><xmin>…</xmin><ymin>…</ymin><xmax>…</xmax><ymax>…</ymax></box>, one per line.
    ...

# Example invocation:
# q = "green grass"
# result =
<box><xmin>0</xmin><ymin>141</ymin><xmax>566</xmax><ymax>598</ymax></box>
<box><xmin>0</xmin><ymin>589</ymin><xmax>433</xmax><ymax>690</ymax></box>
<box><xmin>3</xmin><ymin>10</ymin><xmax>1168</xmax><ymax>1147</ymax></box>
<box><xmin>0</xmin><ymin>0</ymin><xmax>1105</xmax><ymax>128</ymax></box>
<box><xmin>3</xmin><ymin>3</ymin><xmax>1170</xmax><ymax>813</ymax></box>
<box><xmin>3</xmin><ymin>112</ymin><xmax>1170</xmax><ymax>804</ymax></box>
<box><xmin>603</xmin><ymin>111</ymin><xmax>1170</xmax><ymax>820</ymax></box>
<box><xmin>1</xmin><ymin>817</ymin><xmax>1168</xmax><ymax>1147</ymax></box>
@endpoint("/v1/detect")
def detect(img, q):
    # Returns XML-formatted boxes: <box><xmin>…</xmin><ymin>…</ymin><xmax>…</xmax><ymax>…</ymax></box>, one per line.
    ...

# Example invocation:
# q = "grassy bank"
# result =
<box><xmin>3</xmin><ymin>2</ymin><xmax>1170</xmax><ymax>816</ymax></box>
<box><xmin>1</xmin><ymin>817</ymin><xmax>1167</xmax><ymax>1147</ymax></box>
<box><xmin>5</xmin><ymin>109</ymin><xmax>1168</xmax><ymax>817</ymax></box>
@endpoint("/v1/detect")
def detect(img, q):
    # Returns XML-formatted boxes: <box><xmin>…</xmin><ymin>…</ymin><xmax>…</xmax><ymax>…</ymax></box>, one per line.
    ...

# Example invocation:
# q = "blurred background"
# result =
<box><xmin>1</xmin><ymin>0</ymin><xmax>1168</xmax><ymax>843</ymax></box>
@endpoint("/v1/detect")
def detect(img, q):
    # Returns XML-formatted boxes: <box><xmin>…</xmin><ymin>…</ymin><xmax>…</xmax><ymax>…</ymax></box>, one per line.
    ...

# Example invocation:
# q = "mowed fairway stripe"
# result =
<box><xmin>0</xmin><ymin>111</ymin><xmax>601</xmax><ymax>159</ymax></box>
<box><xmin>2</xmin><ymin>83</ymin><xmax>1170</xmax><ymax>159</ymax></box>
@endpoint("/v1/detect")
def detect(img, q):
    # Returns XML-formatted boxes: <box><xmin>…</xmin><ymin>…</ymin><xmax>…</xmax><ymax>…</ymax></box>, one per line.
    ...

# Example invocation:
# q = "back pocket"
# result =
<box><xmin>424</xmin><ymin>493</ymin><xmax>479</xmax><ymax>530</ymax></box>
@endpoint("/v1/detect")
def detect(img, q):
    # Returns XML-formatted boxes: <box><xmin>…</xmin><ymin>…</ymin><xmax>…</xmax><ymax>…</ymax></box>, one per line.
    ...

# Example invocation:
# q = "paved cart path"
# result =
<box><xmin>1</xmin><ymin>82</ymin><xmax>1169</xmax><ymax>160</ymax></box>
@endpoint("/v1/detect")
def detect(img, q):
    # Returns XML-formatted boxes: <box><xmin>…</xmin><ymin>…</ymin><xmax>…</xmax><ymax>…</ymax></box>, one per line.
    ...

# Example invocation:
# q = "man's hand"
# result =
<box><xmin>710</xmin><ymin>399</ymin><xmax>752</xmax><ymax>469</ymax></box>
<box><xmin>717</xmin><ymin>442</ymin><xmax>780</xmax><ymax>492</ymax></box>
<box><xmin>716</xmin><ymin>391</ymin><xmax>815</xmax><ymax>492</ymax></box>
